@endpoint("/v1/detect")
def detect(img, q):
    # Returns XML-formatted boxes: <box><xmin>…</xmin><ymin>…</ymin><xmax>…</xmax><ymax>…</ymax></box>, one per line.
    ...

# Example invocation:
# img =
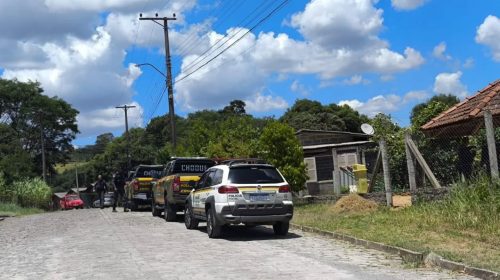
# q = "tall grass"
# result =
<box><xmin>0</xmin><ymin>174</ymin><xmax>52</xmax><ymax>209</ymax></box>
<box><xmin>293</xmin><ymin>175</ymin><xmax>500</xmax><ymax>271</ymax></box>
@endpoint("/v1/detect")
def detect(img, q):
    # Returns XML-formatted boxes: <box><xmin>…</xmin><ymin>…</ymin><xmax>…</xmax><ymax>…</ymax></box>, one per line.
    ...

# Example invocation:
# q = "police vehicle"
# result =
<box><xmin>184</xmin><ymin>159</ymin><xmax>293</xmax><ymax>238</ymax></box>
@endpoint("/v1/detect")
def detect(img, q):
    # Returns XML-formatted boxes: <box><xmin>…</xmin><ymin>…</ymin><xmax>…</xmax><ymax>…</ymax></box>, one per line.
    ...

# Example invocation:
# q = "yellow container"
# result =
<box><xmin>352</xmin><ymin>164</ymin><xmax>368</xmax><ymax>193</ymax></box>
<box><xmin>357</xmin><ymin>178</ymin><xmax>368</xmax><ymax>193</ymax></box>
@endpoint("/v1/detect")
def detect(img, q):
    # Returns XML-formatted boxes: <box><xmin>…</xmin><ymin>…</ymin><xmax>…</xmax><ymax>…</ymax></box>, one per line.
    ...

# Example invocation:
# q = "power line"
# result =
<box><xmin>175</xmin><ymin>0</ymin><xmax>243</xmax><ymax>57</ymax></box>
<box><xmin>178</xmin><ymin>0</ymin><xmax>276</xmax><ymax>76</ymax></box>
<box><xmin>174</xmin><ymin>0</ymin><xmax>290</xmax><ymax>85</ymax></box>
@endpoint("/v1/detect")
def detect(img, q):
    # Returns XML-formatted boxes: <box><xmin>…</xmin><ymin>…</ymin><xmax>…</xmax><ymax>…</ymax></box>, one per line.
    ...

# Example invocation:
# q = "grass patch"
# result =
<box><xmin>293</xmin><ymin>177</ymin><xmax>500</xmax><ymax>272</ymax></box>
<box><xmin>0</xmin><ymin>202</ymin><xmax>45</xmax><ymax>217</ymax></box>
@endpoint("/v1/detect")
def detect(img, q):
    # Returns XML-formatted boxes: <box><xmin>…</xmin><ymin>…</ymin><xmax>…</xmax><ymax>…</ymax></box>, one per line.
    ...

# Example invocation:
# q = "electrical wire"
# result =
<box><xmin>174</xmin><ymin>0</ymin><xmax>290</xmax><ymax>85</ymax></box>
<box><xmin>178</xmin><ymin>0</ymin><xmax>276</xmax><ymax>77</ymax></box>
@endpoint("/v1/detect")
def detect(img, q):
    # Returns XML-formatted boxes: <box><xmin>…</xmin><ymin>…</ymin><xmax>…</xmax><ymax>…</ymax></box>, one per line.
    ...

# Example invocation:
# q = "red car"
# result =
<box><xmin>60</xmin><ymin>194</ymin><xmax>84</xmax><ymax>210</ymax></box>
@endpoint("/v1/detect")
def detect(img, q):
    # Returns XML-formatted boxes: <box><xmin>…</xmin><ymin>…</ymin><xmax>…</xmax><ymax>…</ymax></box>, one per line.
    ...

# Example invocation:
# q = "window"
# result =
<box><xmin>228</xmin><ymin>166</ymin><xmax>284</xmax><ymax>184</ymax></box>
<box><xmin>212</xmin><ymin>169</ymin><xmax>223</xmax><ymax>185</ymax></box>
<box><xmin>304</xmin><ymin>157</ymin><xmax>317</xmax><ymax>182</ymax></box>
<box><xmin>338</xmin><ymin>153</ymin><xmax>358</xmax><ymax>167</ymax></box>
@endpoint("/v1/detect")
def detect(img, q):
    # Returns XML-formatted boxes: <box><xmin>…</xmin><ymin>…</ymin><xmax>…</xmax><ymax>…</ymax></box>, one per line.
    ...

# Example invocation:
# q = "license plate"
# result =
<box><xmin>249</xmin><ymin>193</ymin><xmax>270</xmax><ymax>201</ymax></box>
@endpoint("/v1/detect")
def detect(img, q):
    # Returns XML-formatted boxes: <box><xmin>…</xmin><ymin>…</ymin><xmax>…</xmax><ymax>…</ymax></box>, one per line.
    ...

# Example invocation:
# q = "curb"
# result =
<box><xmin>290</xmin><ymin>223</ymin><xmax>499</xmax><ymax>280</ymax></box>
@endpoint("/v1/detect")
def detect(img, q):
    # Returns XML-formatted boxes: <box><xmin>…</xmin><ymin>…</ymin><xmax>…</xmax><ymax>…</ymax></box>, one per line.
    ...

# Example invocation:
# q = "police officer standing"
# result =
<box><xmin>94</xmin><ymin>175</ymin><xmax>108</xmax><ymax>209</ymax></box>
<box><xmin>112</xmin><ymin>171</ymin><xmax>127</xmax><ymax>212</ymax></box>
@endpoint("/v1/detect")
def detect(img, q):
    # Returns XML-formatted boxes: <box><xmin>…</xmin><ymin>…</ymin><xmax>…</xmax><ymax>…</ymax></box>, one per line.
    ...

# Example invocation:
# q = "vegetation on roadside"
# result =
<box><xmin>0</xmin><ymin>174</ymin><xmax>52</xmax><ymax>209</ymax></box>
<box><xmin>293</xmin><ymin>176</ymin><xmax>500</xmax><ymax>272</ymax></box>
<box><xmin>0</xmin><ymin>202</ymin><xmax>45</xmax><ymax>217</ymax></box>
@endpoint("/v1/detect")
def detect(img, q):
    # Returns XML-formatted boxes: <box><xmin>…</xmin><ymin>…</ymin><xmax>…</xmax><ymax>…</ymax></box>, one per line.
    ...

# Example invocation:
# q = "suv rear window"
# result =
<box><xmin>228</xmin><ymin>166</ymin><xmax>284</xmax><ymax>184</ymax></box>
<box><xmin>172</xmin><ymin>160</ymin><xmax>216</xmax><ymax>174</ymax></box>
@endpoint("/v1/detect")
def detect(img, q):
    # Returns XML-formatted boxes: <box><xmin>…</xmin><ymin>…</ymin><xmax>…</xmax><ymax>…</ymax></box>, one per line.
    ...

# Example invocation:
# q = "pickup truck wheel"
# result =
<box><xmin>206</xmin><ymin>208</ymin><xmax>222</xmax><ymax>238</ymax></box>
<box><xmin>273</xmin><ymin>221</ymin><xmax>289</xmax><ymax>236</ymax></box>
<box><xmin>164</xmin><ymin>199</ymin><xmax>176</xmax><ymax>222</ymax></box>
<box><xmin>151</xmin><ymin>195</ymin><xmax>161</xmax><ymax>217</ymax></box>
<box><xmin>184</xmin><ymin>205</ymin><xmax>199</xmax><ymax>230</ymax></box>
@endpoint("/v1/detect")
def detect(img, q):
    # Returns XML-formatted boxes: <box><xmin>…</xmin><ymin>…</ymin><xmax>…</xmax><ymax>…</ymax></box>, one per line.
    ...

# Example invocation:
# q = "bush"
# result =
<box><xmin>11</xmin><ymin>178</ymin><xmax>52</xmax><ymax>209</ymax></box>
<box><xmin>0</xmin><ymin>173</ymin><xmax>15</xmax><ymax>202</ymax></box>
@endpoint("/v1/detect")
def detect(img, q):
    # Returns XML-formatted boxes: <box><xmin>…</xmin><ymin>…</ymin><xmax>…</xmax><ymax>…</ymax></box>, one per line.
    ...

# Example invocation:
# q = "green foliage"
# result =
<box><xmin>370</xmin><ymin>114</ymin><xmax>408</xmax><ymax>189</ymax></box>
<box><xmin>410</xmin><ymin>97</ymin><xmax>463</xmax><ymax>185</ymax></box>
<box><xmin>258</xmin><ymin>122</ymin><xmax>307</xmax><ymax>192</ymax></box>
<box><xmin>281</xmin><ymin>99</ymin><xmax>369</xmax><ymax>132</ymax></box>
<box><xmin>0</xmin><ymin>177</ymin><xmax>52</xmax><ymax>209</ymax></box>
<box><xmin>410</xmin><ymin>94</ymin><xmax>459</xmax><ymax>126</ymax></box>
<box><xmin>0</xmin><ymin>79</ymin><xmax>79</xmax><ymax>179</ymax></box>
<box><xmin>0</xmin><ymin>202</ymin><xmax>45</xmax><ymax>216</ymax></box>
<box><xmin>0</xmin><ymin>124</ymin><xmax>36</xmax><ymax>182</ymax></box>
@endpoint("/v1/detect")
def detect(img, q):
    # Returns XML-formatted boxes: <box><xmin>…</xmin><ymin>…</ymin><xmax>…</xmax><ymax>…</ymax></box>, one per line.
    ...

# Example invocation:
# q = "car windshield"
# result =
<box><xmin>66</xmin><ymin>195</ymin><xmax>79</xmax><ymax>200</ymax></box>
<box><xmin>136</xmin><ymin>166</ymin><xmax>163</xmax><ymax>179</ymax></box>
<box><xmin>228</xmin><ymin>166</ymin><xmax>284</xmax><ymax>184</ymax></box>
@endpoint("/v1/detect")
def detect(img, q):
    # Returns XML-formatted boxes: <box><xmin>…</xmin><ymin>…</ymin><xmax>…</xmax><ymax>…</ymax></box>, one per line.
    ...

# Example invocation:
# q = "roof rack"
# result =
<box><xmin>220</xmin><ymin>158</ymin><xmax>268</xmax><ymax>166</ymax></box>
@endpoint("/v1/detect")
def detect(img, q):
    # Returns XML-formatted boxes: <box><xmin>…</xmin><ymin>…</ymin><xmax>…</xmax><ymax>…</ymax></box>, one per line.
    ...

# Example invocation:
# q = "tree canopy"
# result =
<box><xmin>0</xmin><ymin>79</ymin><xmax>79</xmax><ymax>180</ymax></box>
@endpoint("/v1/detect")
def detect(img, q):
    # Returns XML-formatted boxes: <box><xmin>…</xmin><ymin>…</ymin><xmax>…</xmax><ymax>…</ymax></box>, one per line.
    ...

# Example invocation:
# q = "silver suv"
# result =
<box><xmin>184</xmin><ymin>160</ymin><xmax>293</xmax><ymax>238</ymax></box>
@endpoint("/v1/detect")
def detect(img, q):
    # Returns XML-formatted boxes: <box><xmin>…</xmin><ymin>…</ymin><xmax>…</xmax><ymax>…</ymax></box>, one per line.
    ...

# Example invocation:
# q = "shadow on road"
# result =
<box><xmin>195</xmin><ymin>225</ymin><xmax>302</xmax><ymax>241</ymax></box>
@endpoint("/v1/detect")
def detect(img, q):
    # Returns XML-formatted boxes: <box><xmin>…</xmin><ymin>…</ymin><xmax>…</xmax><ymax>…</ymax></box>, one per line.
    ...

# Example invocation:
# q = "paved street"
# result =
<box><xmin>0</xmin><ymin>208</ymin><xmax>478</xmax><ymax>280</ymax></box>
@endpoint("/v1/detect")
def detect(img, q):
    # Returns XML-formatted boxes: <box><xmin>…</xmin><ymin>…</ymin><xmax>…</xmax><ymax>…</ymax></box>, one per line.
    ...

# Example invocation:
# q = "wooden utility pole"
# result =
<box><xmin>484</xmin><ymin>110</ymin><xmax>499</xmax><ymax>180</ymax></box>
<box><xmin>379</xmin><ymin>139</ymin><xmax>392</xmax><ymax>207</ymax></box>
<box><xmin>116</xmin><ymin>105</ymin><xmax>136</xmax><ymax>169</ymax></box>
<box><xmin>404</xmin><ymin>133</ymin><xmax>417</xmax><ymax>192</ymax></box>
<box><xmin>139</xmin><ymin>13</ymin><xmax>177</xmax><ymax>153</ymax></box>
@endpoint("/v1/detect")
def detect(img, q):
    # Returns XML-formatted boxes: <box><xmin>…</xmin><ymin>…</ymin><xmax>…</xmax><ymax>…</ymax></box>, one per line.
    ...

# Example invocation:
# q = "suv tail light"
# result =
<box><xmin>218</xmin><ymin>185</ymin><xmax>239</xmax><ymax>194</ymax></box>
<box><xmin>133</xmin><ymin>181</ymin><xmax>139</xmax><ymax>191</ymax></box>
<box><xmin>278</xmin><ymin>185</ymin><xmax>291</xmax><ymax>193</ymax></box>
<box><xmin>172</xmin><ymin>176</ymin><xmax>181</xmax><ymax>192</ymax></box>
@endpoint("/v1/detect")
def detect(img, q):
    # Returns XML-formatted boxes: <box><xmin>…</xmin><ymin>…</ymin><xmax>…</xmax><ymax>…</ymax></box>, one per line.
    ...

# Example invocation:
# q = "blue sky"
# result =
<box><xmin>1</xmin><ymin>0</ymin><xmax>499</xmax><ymax>146</ymax></box>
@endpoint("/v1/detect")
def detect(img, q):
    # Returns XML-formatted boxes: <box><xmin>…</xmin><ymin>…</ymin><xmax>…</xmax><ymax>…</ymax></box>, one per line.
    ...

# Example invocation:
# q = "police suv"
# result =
<box><xmin>184</xmin><ymin>159</ymin><xmax>293</xmax><ymax>238</ymax></box>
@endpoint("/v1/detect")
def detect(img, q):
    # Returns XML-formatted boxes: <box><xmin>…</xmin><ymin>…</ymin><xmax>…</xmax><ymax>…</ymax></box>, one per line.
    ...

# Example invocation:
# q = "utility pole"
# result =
<box><xmin>116</xmin><ymin>105</ymin><xmax>136</xmax><ymax>169</ymax></box>
<box><xmin>139</xmin><ymin>13</ymin><xmax>177</xmax><ymax>153</ymax></box>
<box><xmin>38</xmin><ymin>112</ymin><xmax>47</xmax><ymax>182</ymax></box>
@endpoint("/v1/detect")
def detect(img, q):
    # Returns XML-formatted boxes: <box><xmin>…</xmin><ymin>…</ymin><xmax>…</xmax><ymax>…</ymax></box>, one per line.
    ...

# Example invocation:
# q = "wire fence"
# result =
<box><xmin>366</xmin><ymin>114</ymin><xmax>499</xmax><ymax>193</ymax></box>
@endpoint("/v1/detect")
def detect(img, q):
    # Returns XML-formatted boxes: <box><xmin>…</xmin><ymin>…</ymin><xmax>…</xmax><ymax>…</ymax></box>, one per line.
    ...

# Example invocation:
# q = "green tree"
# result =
<box><xmin>370</xmin><ymin>114</ymin><xmax>407</xmax><ymax>190</ymax></box>
<box><xmin>410</xmin><ymin>94</ymin><xmax>459</xmax><ymax>127</ymax></box>
<box><xmin>219</xmin><ymin>100</ymin><xmax>247</xmax><ymax>115</ymax></box>
<box><xmin>0</xmin><ymin>79</ymin><xmax>79</xmax><ymax>178</ymax></box>
<box><xmin>281</xmin><ymin>99</ymin><xmax>369</xmax><ymax>132</ymax></box>
<box><xmin>258</xmin><ymin>122</ymin><xmax>307</xmax><ymax>192</ymax></box>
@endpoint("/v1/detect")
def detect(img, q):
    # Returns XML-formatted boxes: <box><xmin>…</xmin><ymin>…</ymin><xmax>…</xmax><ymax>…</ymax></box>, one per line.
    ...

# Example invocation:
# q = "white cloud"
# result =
<box><xmin>290</xmin><ymin>80</ymin><xmax>310</xmax><ymax>96</ymax></box>
<box><xmin>476</xmin><ymin>15</ymin><xmax>500</xmax><ymax>61</ymax></box>
<box><xmin>391</xmin><ymin>0</ymin><xmax>428</xmax><ymax>11</ymax></box>
<box><xmin>463</xmin><ymin>58</ymin><xmax>475</xmax><ymax>68</ymax></box>
<box><xmin>0</xmin><ymin>0</ymin><xmax>194</xmax><ymax>139</ymax></box>
<box><xmin>343</xmin><ymin>75</ymin><xmax>370</xmax><ymax>85</ymax></box>
<box><xmin>432</xmin><ymin>42</ymin><xmax>451</xmax><ymax>60</ymax></box>
<box><xmin>175</xmin><ymin>0</ymin><xmax>424</xmax><ymax>110</ymax></box>
<box><xmin>339</xmin><ymin>90</ymin><xmax>427</xmax><ymax>116</ymax></box>
<box><xmin>244</xmin><ymin>92</ymin><xmax>288</xmax><ymax>113</ymax></box>
<box><xmin>77</xmin><ymin>102</ymin><xmax>144</xmax><ymax>136</ymax></box>
<box><xmin>433</xmin><ymin>71</ymin><xmax>468</xmax><ymax>98</ymax></box>
<box><xmin>291</xmin><ymin>0</ymin><xmax>384</xmax><ymax>50</ymax></box>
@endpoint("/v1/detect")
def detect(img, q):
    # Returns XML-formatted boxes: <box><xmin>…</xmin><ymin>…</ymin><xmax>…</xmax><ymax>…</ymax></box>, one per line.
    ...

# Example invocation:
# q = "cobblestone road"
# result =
<box><xmin>0</xmin><ymin>208</ymin><xmax>478</xmax><ymax>280</ymax></box>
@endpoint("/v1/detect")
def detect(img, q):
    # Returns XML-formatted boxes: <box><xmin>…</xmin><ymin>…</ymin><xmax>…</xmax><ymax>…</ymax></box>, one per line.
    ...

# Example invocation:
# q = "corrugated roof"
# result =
<box><xmin>302</xmin><ymin>141</ymin><xmax>373</xmax><ymax>150</ymax></box>
<box><xmin>295</xmin><ymin>129</ymin><xmax>370</xmax><ymax>137</ymax></box>
<box><xmin>421</xmin><ymin>79</ymin><xmax>500</xmax><ymax>137</ymax></box>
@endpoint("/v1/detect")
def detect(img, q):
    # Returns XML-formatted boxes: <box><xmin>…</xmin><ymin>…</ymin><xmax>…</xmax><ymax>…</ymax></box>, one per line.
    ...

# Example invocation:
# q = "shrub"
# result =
<box><xmin>11</xmin><ymin>178</ymin><xmax>52</xmax><ymax>209</ymax></box>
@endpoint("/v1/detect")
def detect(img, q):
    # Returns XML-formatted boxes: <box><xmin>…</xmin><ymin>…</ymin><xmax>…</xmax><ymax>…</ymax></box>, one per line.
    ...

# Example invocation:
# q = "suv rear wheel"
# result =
<box><xmin>206</xmin><ymin>207</ymin><xmax>222</xmax><ymax>238</ymax></box>
<box><xmin>273</xmin><ymin>221</ymin><xmax>289</xmax><ymax>236</ymax></box>
<box><xmin>184</xmin><ymin>204</ymin><xmax>199</xmax><ymax>229</ymax></box>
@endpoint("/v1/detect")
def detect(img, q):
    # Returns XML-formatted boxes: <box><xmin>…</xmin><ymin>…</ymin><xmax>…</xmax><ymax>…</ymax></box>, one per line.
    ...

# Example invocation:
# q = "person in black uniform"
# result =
<box><xmin>112</xmin><ymin>171</ymin><xmax>127</xmax><ymax>212</ymax></box>
<box><xmin>94</xmin><ymin>175</ymin><xmax>108</xmax><ymax>209</ymax></box>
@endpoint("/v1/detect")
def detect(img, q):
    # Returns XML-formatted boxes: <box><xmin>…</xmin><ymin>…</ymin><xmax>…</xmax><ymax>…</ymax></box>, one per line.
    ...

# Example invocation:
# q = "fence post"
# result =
<box><xmin>405</xmin><ymin>132</ymin><xmax>417</xmax><ymax>192</ymax></box>
<box><xmin>332</xmin><ymin>148</ymin><xmax>341</xmax><ymax>195</ymax></box>
<box><xmin>484</xmin><ymin>110</ymin><xmax>499</xmax><ymax>180</ymax></box>
<box><xmin>379</xmin><ymin>139</ymin><xmax>393</xmax><ymax>207</ymax></box>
